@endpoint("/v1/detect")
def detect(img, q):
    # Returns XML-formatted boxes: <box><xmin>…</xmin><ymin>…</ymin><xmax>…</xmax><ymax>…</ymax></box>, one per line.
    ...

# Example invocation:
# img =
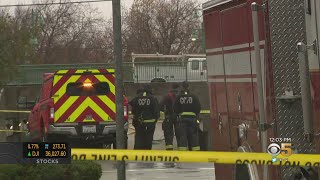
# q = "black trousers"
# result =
<box><xmin>177</xmin><ymin>117</ymin><xmax>200</xmax><ymax>151</ymax></box>
<box><xmin>134</xmin><ymin>122</ymin><xmax>156</xmax><ymax>150</ymax></box>
<box><xmin>162</xmin><ymin>116</ymin><xmax>179</xmax><ymax>150</ymax></box>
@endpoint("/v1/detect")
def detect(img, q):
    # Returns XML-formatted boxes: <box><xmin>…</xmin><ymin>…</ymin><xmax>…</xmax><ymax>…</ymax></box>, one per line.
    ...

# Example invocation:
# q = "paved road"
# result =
<box><xmin>97</xmin><ymin>120</ymin><xmax>216</xmax><ymax>180</ymax></box>
<box><xmin>0</xmin><ymin>119</ymin><xmax>215</xmax><ymax>179</ymax></box>
<box><xmin>99</xmin><ymin>162</ymin><xmax>215</xmax><ymax>180</ymax></box>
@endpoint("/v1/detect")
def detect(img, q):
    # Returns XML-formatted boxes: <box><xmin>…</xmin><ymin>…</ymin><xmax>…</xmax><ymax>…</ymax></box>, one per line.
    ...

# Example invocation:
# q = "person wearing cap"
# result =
<box><xmin>173</xmin><ymin>81</ymin><xmax>201</xmax><ymax>151</ymax></box>
<box><xmin>160</xmin><ymin>83</ymin><xmax>180</xmax><ymax>150</ymax></box>
<box><xmin>129</xmin><ymin>85</ymin><xmax>160</xmax><ymax>150</ymax></box>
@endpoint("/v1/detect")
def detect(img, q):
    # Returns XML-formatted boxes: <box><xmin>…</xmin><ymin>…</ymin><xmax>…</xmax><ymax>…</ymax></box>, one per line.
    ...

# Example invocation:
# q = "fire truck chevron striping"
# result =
<box><xmin>52</xmin><ymin>69</ymin><xmax>116</xmax><ymax>123</ymax></box>
<box><xmin>71</xmin><ymin>149</ymin><xmax>320</xmax><ymax>167</ymax></box>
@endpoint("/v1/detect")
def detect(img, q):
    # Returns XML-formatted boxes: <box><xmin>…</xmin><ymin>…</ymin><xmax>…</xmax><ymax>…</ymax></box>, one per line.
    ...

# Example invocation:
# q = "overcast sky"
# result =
<box><xmin>0</xmin><ymin>0</ymin><xmax>207</xmax><ymax>19</ymax></box>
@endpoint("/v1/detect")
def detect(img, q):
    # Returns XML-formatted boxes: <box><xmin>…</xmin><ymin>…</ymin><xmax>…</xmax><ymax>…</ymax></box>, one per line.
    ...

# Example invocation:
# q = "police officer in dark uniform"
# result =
<box><xmin>129</xmin><ymin>87</ymin><xmax>143</xmax><ymax>147</ymax></box>
<box><xmin>160</xmin><ymin>83</ymin><xmax>180</xmax><ymax>150</ymax></box>
<box><xmin>130</xmin><ymin>85</ymin><xmax>160</xmax><ymax>150</ymax></box>
<box><xmin>173</xmin><ymin>81</ymin><xmax>201</xmax><ymax>151</ymax></box>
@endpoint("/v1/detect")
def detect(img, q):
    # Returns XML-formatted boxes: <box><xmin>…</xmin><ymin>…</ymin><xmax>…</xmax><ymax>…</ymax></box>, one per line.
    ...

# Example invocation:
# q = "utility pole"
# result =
<box><xmin>112</xmin><ymin>0</ymin><xmax>126</xmax><ymax>180</ymax></box>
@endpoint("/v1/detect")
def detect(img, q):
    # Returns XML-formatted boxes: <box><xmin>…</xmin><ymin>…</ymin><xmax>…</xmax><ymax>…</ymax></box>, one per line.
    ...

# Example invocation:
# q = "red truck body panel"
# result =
<box><xmin>28</xmin><ymin>70</ymin><xmax>129</xmax><ymax>141</ymax></box>
<box><xmin>203</xmin><ymin>0</ymin><xmax>320</xmax><ymax>179</ymax></box>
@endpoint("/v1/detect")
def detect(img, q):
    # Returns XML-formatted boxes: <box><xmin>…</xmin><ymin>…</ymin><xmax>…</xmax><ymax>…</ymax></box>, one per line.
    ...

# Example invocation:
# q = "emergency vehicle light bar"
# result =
<box><xmin>83</xmin><ymin>82</ymin><xmax>93</xmax><ymax>87</ymax></box>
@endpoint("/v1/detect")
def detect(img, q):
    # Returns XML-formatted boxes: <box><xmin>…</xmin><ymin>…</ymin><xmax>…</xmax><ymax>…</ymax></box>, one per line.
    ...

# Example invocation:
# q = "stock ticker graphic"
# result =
<box><xmin>267</xmin><ymin>138</ymin><xmax>292</xmax><ymax>163</ymax></box>
<box><xmin>0</xmin><ymin>142</ymin><xmax>71</xmax><ymax>164</ymax></box>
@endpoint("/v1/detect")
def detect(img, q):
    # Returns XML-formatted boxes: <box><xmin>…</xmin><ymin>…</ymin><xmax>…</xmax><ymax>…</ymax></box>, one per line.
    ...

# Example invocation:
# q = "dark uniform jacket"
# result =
<box><xmin>173</xmin><ymin>90</ymin><xmax>201</xmax><ymax>117</ymax></box>
<box><xmin>129</xmin><ymin>91</ymin><xmax>160</xmax><ymax>122</ymax></box>
<box><xmin>160</xmin><ymin>89</ymin><xmax>179</xmax><ymax>116</ymax></box>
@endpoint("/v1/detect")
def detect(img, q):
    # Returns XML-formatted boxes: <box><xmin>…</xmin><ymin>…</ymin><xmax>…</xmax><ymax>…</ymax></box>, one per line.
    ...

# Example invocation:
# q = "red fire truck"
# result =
<box><xmin>203</xmin><ymin>0</ymin><xmax>319</xmax><ymax>179</ymax></box>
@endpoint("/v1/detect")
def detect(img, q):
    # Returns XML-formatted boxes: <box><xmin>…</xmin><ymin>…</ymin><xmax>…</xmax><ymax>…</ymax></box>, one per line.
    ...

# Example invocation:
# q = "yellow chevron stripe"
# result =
<box><xmin>68</xmin><ymin>99</ymin><xmax>88</xmax><ymax>122</ymax></box>
<box><xmin>53</xmin><ymin>69</ymin><xmax>116</xmax><ymax>122</ymax></box>
<box><xmin>97</xmin><ymin>95</ymin><xmax>116</xmax><ymax>113</ymax></box>
<box><xmin>53</xmin><ymin>75</ymin><xmax>63</xmax><ymax>86</ymax></box>
<box><xmin>69</xmin><ymin>98</ymin><xmax>112</xmax><ymax>122</ymax></box>
<box><xmin>95</xmin><ymin>75</ymin><xmax>115</xmax><ymax>95</ymax></box>
<box><xmin>74</xmin><ymin>69</ymin><xmax>113</xmax><ymax>73</ymax></box>
<box><xmin>89</xmin><ymin>69</ymin><xmax>100</xmax><ymax>73</ymax></box>
<box><xmin>53</xmin><ymin>70</ymin><xmax>69</xmax><ymax>86</ymax></box>
<box><xmin>83</xmin><ymin>119</ymin><xmax>96</xmax><ymax>122</ymax></box>
<box><xmin>54</xmin><ymin>96</ymin><xmax>79</xmax><ymax>122</ymax></box>
<box><xmin>74</xmin><ymin>69</ymin><xmax>89</xmax><ymax>73</ymax></box>
<box><xmin>57</xmin><ymin>70</ymin><xmax>68</xmax><ymax>74</ymax></box>
<box><xmin>53</xmin><ymin>74</ymin><xmax>82</xmax><ymax>103</ymax></box>
<box><xmin>106</xmin><ymin>69</ymin><xmax>115</xmax><ymax>73</ymax></box>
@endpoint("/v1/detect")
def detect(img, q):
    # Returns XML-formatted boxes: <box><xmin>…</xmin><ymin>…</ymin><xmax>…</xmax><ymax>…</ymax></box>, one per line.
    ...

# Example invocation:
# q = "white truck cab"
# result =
<box><xmin>131</xmin><ymin>53</ymin><xmax>207</xmax><ymax>83</ymax></box>
<box><xmin>186</xmin><ymin>58</ymin><xmax>207</xmax><ymax>82</ymax></box>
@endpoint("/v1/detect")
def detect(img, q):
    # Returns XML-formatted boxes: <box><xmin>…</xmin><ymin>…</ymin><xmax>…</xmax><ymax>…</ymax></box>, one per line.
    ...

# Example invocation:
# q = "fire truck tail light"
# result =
<box><xmin>50</xmin><ymin>108</ymin><xmax>54</xmax><ymax>119</ymax></box>
<box><xmin>124</xmin><ymin>106</ymin><xmax>127</xmax><ymax>117</ymax></box>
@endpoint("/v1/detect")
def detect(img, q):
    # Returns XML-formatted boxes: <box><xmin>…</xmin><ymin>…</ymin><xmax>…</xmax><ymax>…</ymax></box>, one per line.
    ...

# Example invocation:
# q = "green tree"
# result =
<box><xmin>0</xmin><ymin>12</ymin><xmax>34</xmax><ymax>87</ymax></box>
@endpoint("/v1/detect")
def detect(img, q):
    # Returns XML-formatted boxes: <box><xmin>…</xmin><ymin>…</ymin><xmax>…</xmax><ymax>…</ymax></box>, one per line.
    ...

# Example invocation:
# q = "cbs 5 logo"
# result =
<box><xmin>267</xmin><ymin>143</ymin><xmax>292</xmax><ymax>157</ymax></box>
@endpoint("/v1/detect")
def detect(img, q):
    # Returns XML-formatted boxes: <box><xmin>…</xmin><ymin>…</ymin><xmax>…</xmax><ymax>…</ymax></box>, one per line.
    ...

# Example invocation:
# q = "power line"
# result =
<box><xmin>0</xmin><ymin>0</ymin><xmax>111</xmax><ymax>8</ymax></box>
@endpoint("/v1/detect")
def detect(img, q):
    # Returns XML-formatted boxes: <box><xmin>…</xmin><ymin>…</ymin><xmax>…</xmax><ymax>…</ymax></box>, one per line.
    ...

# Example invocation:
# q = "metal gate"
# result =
<box><xmin>133</xmin><ymin>61</ymin><xmax>207</xmax><ymax>83</ymax></box>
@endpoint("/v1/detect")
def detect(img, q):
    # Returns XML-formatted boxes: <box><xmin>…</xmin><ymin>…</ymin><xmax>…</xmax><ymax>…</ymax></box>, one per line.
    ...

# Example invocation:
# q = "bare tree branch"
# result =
<box><xmin>122</xmin><ymin>0</ymin><xmax>201</xmax><ymax>57</ymax></box>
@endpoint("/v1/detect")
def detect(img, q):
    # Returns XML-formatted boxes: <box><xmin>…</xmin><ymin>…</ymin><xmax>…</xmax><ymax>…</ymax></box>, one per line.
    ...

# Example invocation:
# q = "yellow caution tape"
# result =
<box><xmin>0</xmin><ymin>129</ymin><xmax>28</xmax><ymax>133</ymax></box>
<box><xmin>0</xmin><ymin>110</ymin><xmax>31</xmax><ymax>113</ymax></box>
<box><xmin>0</xmin><ymin>110</ymin><xmax>210</xmax><ymax>114</ymax></box>
<box><xmin>129</xmin><ymin>110</ymin><xmax>210</xmax><ymax>115</ymax></box>
<box><xmin>200</xmin><ymin>110</ymin><xmax>210</xmax><ymax>114</ymax></box>
<box><xmin>71</xmin><ymin>149</ymin><xmax>320</xmax><ymax>166</ymax></box>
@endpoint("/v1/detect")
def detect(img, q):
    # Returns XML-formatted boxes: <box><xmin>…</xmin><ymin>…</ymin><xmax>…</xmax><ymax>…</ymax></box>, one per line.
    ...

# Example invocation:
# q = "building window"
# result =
<box><xmin>202</xmin><ymin>60</ymin><xmax>207</xmax><ymax>70</ymax></box>
<box><xmin>191</xmin><ymin>60</ymin><xmax>200</xmax><ymax>70</ymax></box>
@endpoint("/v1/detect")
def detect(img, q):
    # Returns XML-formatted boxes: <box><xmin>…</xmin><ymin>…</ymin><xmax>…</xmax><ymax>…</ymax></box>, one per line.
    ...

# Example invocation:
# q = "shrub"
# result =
<box><xmin>0</xmin><ymin>161</ymin><xmax>102</xmax><ymax>180</ymax></box>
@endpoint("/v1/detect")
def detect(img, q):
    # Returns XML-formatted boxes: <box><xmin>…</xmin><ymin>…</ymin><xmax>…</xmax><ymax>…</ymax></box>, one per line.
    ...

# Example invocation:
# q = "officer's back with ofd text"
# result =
<box><xmin>173</xmin><ymin>81</ymin><xmax>201</xmax><ymax>151</ymax></box>
<box><xmin>129</xmin><ymin>85</ymin><xmax>160</xmax><ymax>150</ymax></box>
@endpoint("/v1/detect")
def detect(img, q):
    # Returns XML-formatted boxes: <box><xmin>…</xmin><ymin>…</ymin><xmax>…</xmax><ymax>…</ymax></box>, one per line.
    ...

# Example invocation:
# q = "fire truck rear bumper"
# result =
<box><xmin>48</xmin><ymin>122</ymin><xmax>129</xmax><ymax>136</ymax></box>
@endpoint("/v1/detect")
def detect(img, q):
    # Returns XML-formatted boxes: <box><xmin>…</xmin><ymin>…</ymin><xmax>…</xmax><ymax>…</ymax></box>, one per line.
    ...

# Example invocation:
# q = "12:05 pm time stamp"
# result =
<box><xmin>267</xmin><ymin>137</ymin><xmax>293</xmax><ymax>163</ymax></box>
